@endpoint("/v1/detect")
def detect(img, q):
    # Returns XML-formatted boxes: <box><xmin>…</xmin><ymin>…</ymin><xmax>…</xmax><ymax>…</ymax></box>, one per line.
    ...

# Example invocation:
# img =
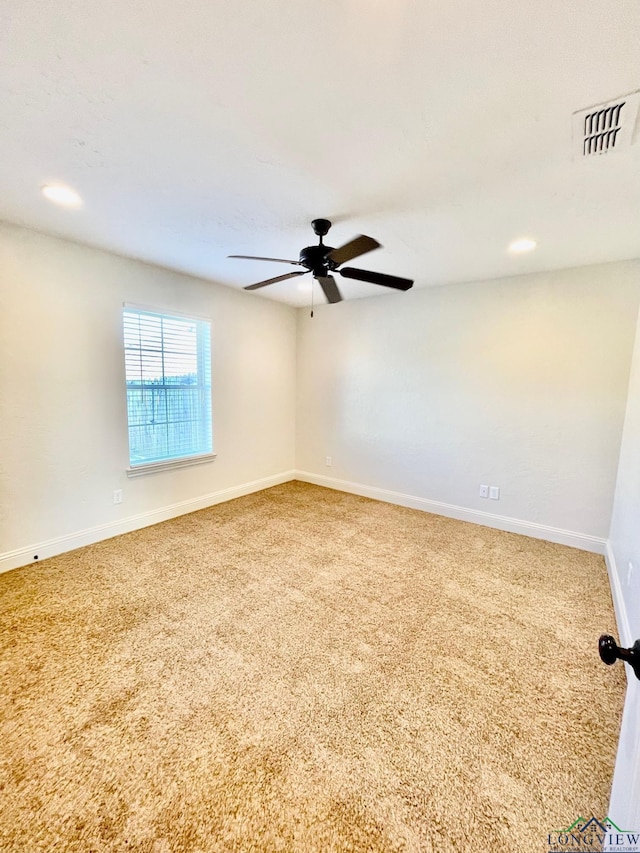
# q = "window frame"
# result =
<box><xmin>122</xmin><ymin>303</ymin><xmax>215</xmax><ymax>477</ymax></box>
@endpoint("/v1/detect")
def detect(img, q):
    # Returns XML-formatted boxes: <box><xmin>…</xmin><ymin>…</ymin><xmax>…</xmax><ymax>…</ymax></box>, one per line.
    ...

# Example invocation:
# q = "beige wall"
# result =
<box><xmin>0</xmin><ymin>222</ymin><xmax>297</xmax><ymax>562</ymax></box>
<box><xmin>296</xmin><ymin>261</ymin><xmax>640</xmax><ymax>542</ymax></box>
<box><xmin>2</xmin><ymin>220</ymin><xmax>639</xmax><ymax>567</ymax></box>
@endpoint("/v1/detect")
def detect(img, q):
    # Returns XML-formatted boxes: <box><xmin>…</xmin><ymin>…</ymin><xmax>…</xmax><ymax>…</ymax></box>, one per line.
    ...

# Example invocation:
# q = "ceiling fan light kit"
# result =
<box><xmin>229</xmin><ymin>219</ymin><xmax>414</xmax><ymax>309</ymax></box>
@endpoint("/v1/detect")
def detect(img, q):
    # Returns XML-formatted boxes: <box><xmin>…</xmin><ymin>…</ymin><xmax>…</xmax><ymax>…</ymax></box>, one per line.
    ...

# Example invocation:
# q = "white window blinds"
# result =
<box><xmin>123</xmin><ymin>308</ymin><xmax>212</xmax><ymax>468</ymax></box>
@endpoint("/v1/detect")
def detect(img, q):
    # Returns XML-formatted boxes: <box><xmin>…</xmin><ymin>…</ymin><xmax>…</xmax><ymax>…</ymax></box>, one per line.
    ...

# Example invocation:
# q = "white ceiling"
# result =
<box><xmin>0</xmin><ymin>0</ymin><xmax>639</xmax><ymax>306</ymax></box>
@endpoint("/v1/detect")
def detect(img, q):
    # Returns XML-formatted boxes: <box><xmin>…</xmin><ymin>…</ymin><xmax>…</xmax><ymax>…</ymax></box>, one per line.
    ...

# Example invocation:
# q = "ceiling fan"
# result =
<box><xmin>229</xmin><ymin>218</ymin><xmax>414</xmax><ymax>304</ymax></box>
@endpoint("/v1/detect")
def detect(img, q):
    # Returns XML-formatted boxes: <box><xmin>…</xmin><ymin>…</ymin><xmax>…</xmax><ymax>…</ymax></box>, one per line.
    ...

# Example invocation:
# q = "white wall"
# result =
<box><xmin>1</xmin><ymin>222</ymin><xmax>638</xmax><ymax>567</ymax></box>
<box><xmin>296</xmin><ymin>261</ymin><xmax>640</xmax><ymax>547</ymax></box>
<box><xmin>0</xmin><ymin>222</ymin><xmax>296</xmax><ymax>568</ymax></box>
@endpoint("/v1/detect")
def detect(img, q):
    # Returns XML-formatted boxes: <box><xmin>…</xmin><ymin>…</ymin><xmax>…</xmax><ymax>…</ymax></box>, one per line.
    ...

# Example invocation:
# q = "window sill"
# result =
<box><xmin>126</xmin><ymin>453</ymin><xmax>217</xmax><ymax>478</ymax></box>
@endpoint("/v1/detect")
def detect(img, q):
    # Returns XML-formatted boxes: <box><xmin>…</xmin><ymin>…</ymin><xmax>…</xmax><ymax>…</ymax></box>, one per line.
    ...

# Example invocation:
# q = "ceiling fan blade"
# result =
<box><xmin>339</xmin><ymin>267</ymin><xmax>413</xmax><ymax>291</ymax></box>
<box><xmin>244</xmin><ymin>271</ymin><xmax>309</xmax><ymax>291</ymax></box>
<box><xmin>315</xmin><ymin>275</ymin><xmax>343</xmax><ymax>304</ymax></box>
<box><xmin>229</xmin><ymin>255</ymin><xmax>301</xmax><ymax>265</ymax></box>
<box><xmin>326</xmin><ymin>234</ymin><xmax>381</xmax><ymax>266</ymax></box>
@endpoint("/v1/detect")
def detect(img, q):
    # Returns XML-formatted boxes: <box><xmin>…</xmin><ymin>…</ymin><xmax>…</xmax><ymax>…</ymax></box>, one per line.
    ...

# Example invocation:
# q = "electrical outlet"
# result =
<box><xmin>489</xmin><ymin>486</ymin><xmax>500</xmax><ymax>500</ymax></box>
<box><xmin>326</xmin><ymin>456</ymin><xmax>332</xmax><ymax>467</ymax></box>
<box><xmin>113</xmin><ymin>489</ymin><xmax>123</xmax><ymax>505</ymax></box>
<box><xmin>479</xmin><ymin>484</ymin><xmax>489</xmax><ymax>498</ymax></box>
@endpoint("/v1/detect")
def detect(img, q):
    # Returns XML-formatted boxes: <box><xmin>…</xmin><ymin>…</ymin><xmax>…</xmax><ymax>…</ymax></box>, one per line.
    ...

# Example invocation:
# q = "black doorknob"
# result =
<box><xmin>599</xmin><ymin>634</ymin><xmax>640</xmax><ymax>681</ymax></box>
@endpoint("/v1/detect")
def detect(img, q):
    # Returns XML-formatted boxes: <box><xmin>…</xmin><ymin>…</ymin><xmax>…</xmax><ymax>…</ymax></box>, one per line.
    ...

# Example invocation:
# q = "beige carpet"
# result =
<box><xmin>0</xmin><ymin>482</ymin><xmax>625</xmax><ymax>852</ymax></box>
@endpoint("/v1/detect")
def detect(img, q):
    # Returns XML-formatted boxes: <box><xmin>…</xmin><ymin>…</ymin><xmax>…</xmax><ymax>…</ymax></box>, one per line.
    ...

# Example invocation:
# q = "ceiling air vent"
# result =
<box><xmin>573</xmin><ymin>91</ymin><xmax>640</xmax><ymax>158</ymax></box>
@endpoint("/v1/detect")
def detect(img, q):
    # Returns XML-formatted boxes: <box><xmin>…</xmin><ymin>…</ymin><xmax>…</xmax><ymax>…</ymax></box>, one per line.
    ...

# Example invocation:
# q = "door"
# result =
<box><xmin>607</xmin><ymin>670</ymin><xmax>640</xmax><ymax>837</ymax></box>
<box><xmin>599</xmin><ymin>621</ymin><xmax>640</xmax><ymax>851</ymax></box>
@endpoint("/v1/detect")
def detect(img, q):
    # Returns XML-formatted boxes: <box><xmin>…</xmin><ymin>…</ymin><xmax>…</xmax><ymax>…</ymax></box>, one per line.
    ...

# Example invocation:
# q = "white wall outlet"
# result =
<box><xmin>628</xmin><ymin>561</ymin><xmax>634</xmax><ymax>584</ymax></box>
<box><xmin>113</xmin><ymin>489</ymin><xmax>123</xmax><ymax>505</ymax></box>
<box><xmin>479</xmin><ymin>484</ymin><xmax>489</xmax><ymax>498</ymax></box>
<box><xmin>489</xmin><ymin>486</ymin><xmax>500</xmax><ymax>500</ymax></box>
<box><xmin>325</xmin><ymin>456</ymin><xmax>332</xmax><ymax>467</ymax></box>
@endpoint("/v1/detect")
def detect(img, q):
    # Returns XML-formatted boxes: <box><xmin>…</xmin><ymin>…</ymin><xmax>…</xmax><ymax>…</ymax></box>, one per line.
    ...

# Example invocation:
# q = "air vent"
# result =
<box><xmin>573</xmin><ymin>91</ymin><xmax>640</xmax><ymax>158</ymax></box>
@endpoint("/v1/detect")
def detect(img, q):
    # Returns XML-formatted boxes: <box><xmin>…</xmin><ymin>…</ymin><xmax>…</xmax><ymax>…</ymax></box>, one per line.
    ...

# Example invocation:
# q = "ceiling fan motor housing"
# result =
<box><xmin>299</xmin><ymin>244</ymin><xmax>337</xmax><ymax>275</ymax></box>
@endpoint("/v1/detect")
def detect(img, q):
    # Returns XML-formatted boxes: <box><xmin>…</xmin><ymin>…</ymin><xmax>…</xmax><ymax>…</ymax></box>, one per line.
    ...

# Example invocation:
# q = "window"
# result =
<box><xmin>123</xmin><ymin>307</ymin><xmax>213</xmax><ymax>472</ymax></box>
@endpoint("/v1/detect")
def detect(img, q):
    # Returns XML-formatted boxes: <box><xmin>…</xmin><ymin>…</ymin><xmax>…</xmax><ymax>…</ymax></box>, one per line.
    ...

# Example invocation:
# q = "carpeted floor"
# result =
<box><xmin>0</xmin><ymin>481</ymin><xmax>625</xmax><ymax>852</ymax></box>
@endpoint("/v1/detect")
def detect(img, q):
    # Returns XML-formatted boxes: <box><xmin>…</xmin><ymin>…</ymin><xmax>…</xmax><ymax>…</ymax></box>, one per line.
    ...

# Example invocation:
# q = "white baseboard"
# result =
<box><xmin>0</xmin><ymin>470</ymin><xmax>296</xmax><ymax>575</ymax></box>
<box><xmin>295</xmin><ymin>470</ymin><xmax>607</xmax><ymax>554</ymax></box>
<box><xmin>3</xmin><ymin>470</ymin><xmax>607</xmax><ymax>576</ymax></box>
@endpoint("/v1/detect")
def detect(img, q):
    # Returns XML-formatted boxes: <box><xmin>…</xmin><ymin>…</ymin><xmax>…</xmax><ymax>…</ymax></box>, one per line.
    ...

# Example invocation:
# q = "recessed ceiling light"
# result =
<box><xmin>41</xmin><ymin>184</ymin><xmax>83</xmax><ymax>208</ymax></box>
<box><xmin>508</xmin><ymin>237</ymin><xmax>537</xmax><ymax>254</ymax></box>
